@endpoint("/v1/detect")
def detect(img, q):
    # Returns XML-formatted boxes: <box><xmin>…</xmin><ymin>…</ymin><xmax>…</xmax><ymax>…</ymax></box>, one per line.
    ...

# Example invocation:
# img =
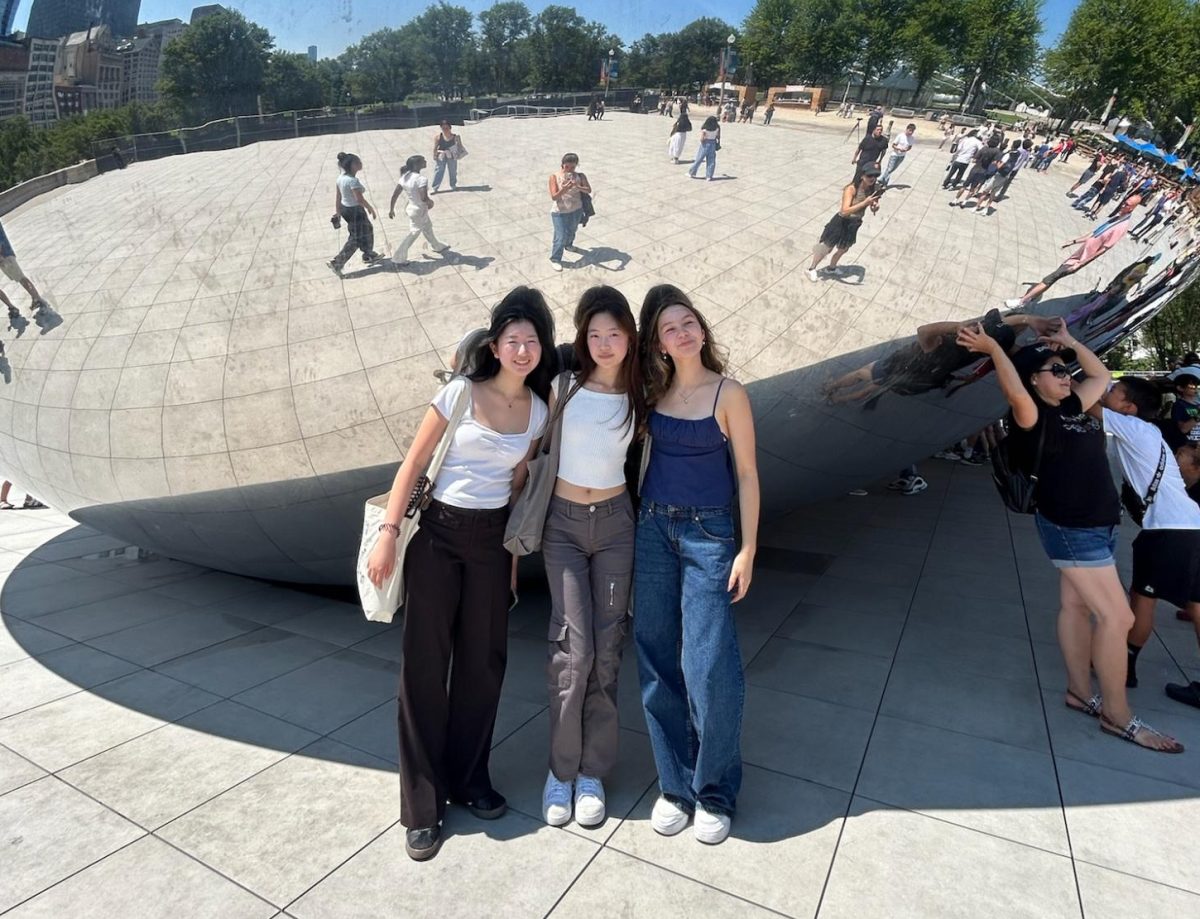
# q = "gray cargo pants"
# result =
<box><xmin>542</xmin><ymin>493</ymin><xmax>635</xmax><ymax>781</ymax></box>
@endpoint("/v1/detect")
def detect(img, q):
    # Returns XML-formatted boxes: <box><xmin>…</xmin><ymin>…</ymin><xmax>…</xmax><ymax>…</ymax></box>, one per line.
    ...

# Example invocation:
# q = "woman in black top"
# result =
<box><xmin>960</xmin><ymin>323</ymin><xmax>1182</xmax><ymax>753</ymax></box>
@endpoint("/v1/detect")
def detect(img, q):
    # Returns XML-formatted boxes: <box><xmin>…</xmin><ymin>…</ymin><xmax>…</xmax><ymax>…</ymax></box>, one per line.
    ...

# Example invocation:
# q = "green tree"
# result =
<box><xmin>668</xmin><ymin>18</ymin><xmax>736</xmax><ymax>90</ymax></box>
<box><xmin>897</xmin><ymin>0</ymin><xmax>968</xmax><ymax>99</ymax></box>
<box><xmin>1136</xmin><ymin>282</ymin><xmax>1200</xmax><ymax>370</ymax></box>
<box><xmin>526</xmin><ymin>5</ymin><xmax>618</xmax><ymax>91</ymax></box>
<box><xmin>785</xmin><ymin>0</ymin><xmax>859</xmax><ymax>85</ymax></box>
<box><xmin>159</xmin><ymin>10</ymin><xmax>274</xmax><ymax>121</ymax></box>
<box><xmin>412</xmin><ymin>2</ymin><xmax>475</xmax><ymax>97</ymax></box>
<box><xmin>740</xmin><ymin>0</ymin><xmax>798</xmax><ymax>89</ymax></box>
<box><xmin>339</xmin><ymin>27</ymin><xmax>420</xmax><ymax>104</ymax></box>
<box><xmin>314</xmin><ymin>57</ymin><xmax>351</xmax><ymax>107</ymax></box>
<box><xmin>625</xmin><ymin>33</ymin><xmax>668</xmax><ymax>88</ymax></box>
<box><xmin>958</xmin><ymin>0</ymin><xmax>1042</xmax><ymax>113</ymax></box>
<box><xmin>263</xmin><ymin>52</ymin><xmax>325</xmax><ymax>112</ymax></box>
<box><xmin>479</xmin><ymin>1</ymin><xmax>532</xmax><ymax>92</ymax></box>
<box><xmin>850</xmin><ymin>0</ymin><xmax>912</xmax><ymax>95</ymax></box>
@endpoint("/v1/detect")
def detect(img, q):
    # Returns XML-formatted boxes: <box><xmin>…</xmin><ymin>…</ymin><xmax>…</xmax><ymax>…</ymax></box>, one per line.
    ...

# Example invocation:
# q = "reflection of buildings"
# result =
<box><xmin>52</xmin><ymin>25</ymin><xmax>122</xmax><ymax>117</ymax></box>
<box><xmin>0</xmin><ymin>0</ymin><xmax>19</xmax><ymax>38</ymax></box>
<box><xmin>118</xmin><ymin>17</ymin><xmax>184</xmax><ymax>104</ymax></box>
<box><xmin>189</xmin><ymin>3</ymin><xmax>225</xmax><ymax>24</ymax></box>
<box><xmin>0</xmin><ymin>39</ymin><xmax>27</xmax><ymax>119</ymax></box>
<box><xmin>307</xmin><ymin>45</ymin><xmax>317</xmax><ymax>62</ymax></box>
<box><xmin>23</xmin><ymin>36</ymin><xmax>58</xmax><ymax>125</ymax></box>
<box><xmin>26</xmin><ymin>0</ymin><xmax>141</xmax><ymax>39</ymax></box>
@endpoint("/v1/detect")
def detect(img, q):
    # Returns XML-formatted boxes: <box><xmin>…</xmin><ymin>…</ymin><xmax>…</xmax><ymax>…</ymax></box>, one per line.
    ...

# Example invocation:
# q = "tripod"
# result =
<box><xmin>845</xmin><ymin>117</ymin><xmax>862</xmax><ymax>145</ymax></box>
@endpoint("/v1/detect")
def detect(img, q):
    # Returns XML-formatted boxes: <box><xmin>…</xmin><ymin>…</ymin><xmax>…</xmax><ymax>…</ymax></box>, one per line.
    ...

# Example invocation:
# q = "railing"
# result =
<box><xmin>472</xmin><ymin>104</ymin><xmax>588</xmax><ymax>120</ymax></box>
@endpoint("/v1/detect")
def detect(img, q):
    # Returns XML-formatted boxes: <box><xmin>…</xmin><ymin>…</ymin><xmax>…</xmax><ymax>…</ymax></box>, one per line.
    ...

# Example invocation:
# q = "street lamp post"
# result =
<box><xmin>718</xmin><ymin>34</ymin><xmax>734</xmax><ymax>114</ymax></box>
<box><xmin>604</xmin><ymin>48</ymin><xmax>614</xmax><ymax>100</ymax></box>
<box><xmin>960</xmin><ymin>66</ymin><xmax>981</xmax><ymax>114</ymax></box>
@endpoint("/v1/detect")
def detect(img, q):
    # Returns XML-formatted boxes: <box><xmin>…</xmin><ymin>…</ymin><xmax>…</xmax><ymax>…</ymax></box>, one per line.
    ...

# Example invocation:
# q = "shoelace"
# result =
<box><xmin>576</xmin><ymin>776</ymin><xmax>603</xmax><ymax>800</ymax></box>
<box><xmin>545</xmin><ymin>777</ymin><xmax>572</xmax><ymax>805</ymax></box>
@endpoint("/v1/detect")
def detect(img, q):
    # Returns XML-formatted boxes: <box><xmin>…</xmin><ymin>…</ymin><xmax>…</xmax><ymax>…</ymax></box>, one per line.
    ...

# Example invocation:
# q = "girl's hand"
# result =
<box><xmin>366</xmin><ymin>534</ymin><xmax>396</xmax><ymax>588</ymax></box>
<box><xmin>1040</xmin><ymin>323</ymin><xmax>1076</xmax><ymax>350</ymax></box>
<box><xmin>956</xmin><ymin>322</ymin><xmax>998</xmax><ymax>355</ymax></box>
<box><xmin>510</xmin><ymin>556</ymin><xmax>519</xmax><ymax>595</ymax></box>
<box><xmin>728</xmin><ymin>548</ymin><xmax>754</xmax><ymax>603</ymax></box>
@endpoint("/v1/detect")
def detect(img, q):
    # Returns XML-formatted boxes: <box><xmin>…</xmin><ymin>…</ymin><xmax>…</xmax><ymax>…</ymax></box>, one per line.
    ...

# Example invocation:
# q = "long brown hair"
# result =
<box><xmin>639</xmin><ymin>284</ymin><xmax>726</xmax><ymax>410</ymax></box>
<box><xmin>567</xmin><ymin>286</ymin><xmax>644</xmax><ymax>434</ymax></box>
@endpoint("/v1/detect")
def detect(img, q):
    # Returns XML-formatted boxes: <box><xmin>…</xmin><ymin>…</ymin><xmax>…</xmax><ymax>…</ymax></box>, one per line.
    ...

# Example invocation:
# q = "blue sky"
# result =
<box><xmin>13</xmin><ymin>0</ymin><xmax>1082</xmax><ymax>58</ymax></box>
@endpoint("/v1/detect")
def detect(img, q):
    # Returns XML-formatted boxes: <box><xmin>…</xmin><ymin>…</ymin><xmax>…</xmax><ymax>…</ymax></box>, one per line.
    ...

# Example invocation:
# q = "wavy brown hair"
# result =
<box><xmin>639</xmin><ymin>284</ymin><xmax>726</xmax><ymax>410</ymax></box>
<box><xmin>565</xmin><ymin>286</ymin><xmax>644</xmax><ymax>435</ymax></box>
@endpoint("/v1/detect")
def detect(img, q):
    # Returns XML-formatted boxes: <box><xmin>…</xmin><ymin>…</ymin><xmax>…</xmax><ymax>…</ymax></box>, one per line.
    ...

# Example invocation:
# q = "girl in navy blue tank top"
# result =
<box><xmin>631</xmin><ymin>284</ymin><xmax>760</xmax><ymax>845</ymax></box>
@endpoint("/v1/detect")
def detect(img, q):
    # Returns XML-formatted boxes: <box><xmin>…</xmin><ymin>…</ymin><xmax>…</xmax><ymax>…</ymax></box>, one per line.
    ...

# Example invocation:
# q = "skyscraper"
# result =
<box><xmin>26</xmin><ymin>0</ymin><xmax>141</xmax><ymax>40</ymax></box>
<box><xmin>307</xmin><ymin>45</ymin><xmax>317</xmax><ymax>62</ymax></box>
<box><xmin>0</xmin><ymin>0</ymin><xmax>19</xmax><ymax>38</ymax></box>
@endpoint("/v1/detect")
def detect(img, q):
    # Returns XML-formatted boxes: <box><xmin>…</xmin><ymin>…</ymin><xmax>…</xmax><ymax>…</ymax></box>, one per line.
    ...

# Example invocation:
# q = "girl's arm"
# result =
<box><xmin>957</xmin><ymin>325</ymin><xmax>1039</xmax><ymax>429</ymax></box>
<box><xmin>1050</xmin><ymin>327</ymin><xmax>1110</xmax><ymax>411</ymax></box>
<box><xmin>549</xmin><ymin>174</ymin><xmax>564</xmax><ymax>200</ymax></box>
<box><xmin>721</xmin><ymin>382</ymin><xmax>759</xmax><ymax>603</ymax></box>
<box><xmin>389</xmin><ymin>183</ymin><xmax>402</xmax><ymax>218</ymax></box>
<box><xmin>353</xmin><ymin>186</ymin><xmax>376</xmax><ymax>218</ymax></box>
<box><xmin>365</xmin><ymin>404</ymin><xmax>451</xmax><ymax>586</ymax></box>
<box><xmin>333</xmin><ymin>188</ymin><xmax>340</xmax><ymax>216</ymax></box>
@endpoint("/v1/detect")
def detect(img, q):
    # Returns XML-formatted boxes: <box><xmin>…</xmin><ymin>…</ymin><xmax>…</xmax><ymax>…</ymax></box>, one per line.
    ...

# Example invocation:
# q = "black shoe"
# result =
<box><xmin>453</xmin><ymin>789</ymin><xmax>507</xmax><ymax>820</ymax></box>
<box><xmin>1166</xmin><ymin>681</ymin><xmax>1200</xmax><ymax>709</ymax></box>
<box><xmin>404</xmin><ymin>825</ymin><xmax>443</xmax><ymax>861</ymax></box>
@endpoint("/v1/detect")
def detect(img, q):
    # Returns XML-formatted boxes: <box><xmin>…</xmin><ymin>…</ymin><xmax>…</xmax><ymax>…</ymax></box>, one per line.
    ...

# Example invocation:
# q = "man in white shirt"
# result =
<box><xmin>942</xmin><ymin>130</ymin><xmax>982</xmax><ymax>189</ymax></box>
<box><xmin>1095</xmin><ymin>377</ymin><xmax>1200</xmax><ymax>706</ymax></box>
<box><xmin>879</xmin><ymin>123</ymin><xmax>916</xmax><ymax>186</ymax></box>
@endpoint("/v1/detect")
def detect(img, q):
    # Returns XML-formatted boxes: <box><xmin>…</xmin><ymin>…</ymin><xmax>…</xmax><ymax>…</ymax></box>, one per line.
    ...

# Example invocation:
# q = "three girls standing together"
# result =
<box><xmin>366</xmin><ymin>283</ymin><xmax>760</xmax><ymax>861</ymax></box>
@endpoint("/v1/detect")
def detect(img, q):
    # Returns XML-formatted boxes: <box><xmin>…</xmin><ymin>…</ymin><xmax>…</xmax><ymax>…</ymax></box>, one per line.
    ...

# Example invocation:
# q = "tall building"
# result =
<box><xmin>307</xmin><ymin>45</ymin><xmax>316</xmax><ymax>62</ymax></box>
<box><xmin>0</xmin><ymin>39</ymin><xmax>28</xmax><ymax>118</ymax></box>
<box><xmin>26</xmin><ymin>0</ymin><xmax>141</xmax><ymax>40</ymax></box>
<box><xmin>189</xmin><ymin>4</ymin><xmax>224</xmax><ymax>25</ymax></box>
<box><xmin>23</xmin><ymin>34</ymin><xmax>57</xmax><ymax>125</ymax></box>
<box><xmin>119</xmin><ymin>17</ymin><xmax>182</xmax><ymax>104</ymax></box>
<box><xmin>0</xmin><ymin>0</ymin><xmax>20</xmax><ymax>39</ymax></box>
<box><xmin>52</xmin><ymin>24</ymin><xmax>122</xmax><ymax>117</ymax></box>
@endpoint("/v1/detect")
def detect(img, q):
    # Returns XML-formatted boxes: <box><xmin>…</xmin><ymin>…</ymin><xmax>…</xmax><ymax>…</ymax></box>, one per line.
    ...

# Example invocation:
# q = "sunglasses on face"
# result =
<box><xmin>1034</xmin><ymin>364</ymin><xmax>1071</xmax><ymax>379</ymax></box>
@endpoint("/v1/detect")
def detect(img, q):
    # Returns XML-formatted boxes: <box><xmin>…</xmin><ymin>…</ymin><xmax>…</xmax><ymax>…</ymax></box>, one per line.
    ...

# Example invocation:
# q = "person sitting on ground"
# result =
<box><xmin>1092</xmin><ymin>377</ymin><xmax>1200</xmax><ymax>709</ymax></box>
<box><xmin>957</xmin><ymin>325</ymin><xmax>1182</xmax><ymax>753</ymax></box>
<box><xmin>1004</xmin><ymin>195</ymin><xmax>1142</xmax><ymax>308</ymax></box>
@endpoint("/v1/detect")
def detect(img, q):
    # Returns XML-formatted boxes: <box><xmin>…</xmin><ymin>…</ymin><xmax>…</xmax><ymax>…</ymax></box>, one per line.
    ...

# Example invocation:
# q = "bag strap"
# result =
<box><xmin>1144</xmin><ymin>443</ymin><xmax>1168</xmax><ymax>507</ymax></box>
<box><xmin>1028</xmin><ymin>416</ymin><xmax>1047</xmax><ymax>486</ymax></box>
<box><xmin>426</xmin><ymin>380</ymin><xmax>471</xmax><ymax>485</ymax></box>
<box><xmin>540</xmin><ymin>372</ymin><xmax>571</xmax><ymax>457</ymax></box>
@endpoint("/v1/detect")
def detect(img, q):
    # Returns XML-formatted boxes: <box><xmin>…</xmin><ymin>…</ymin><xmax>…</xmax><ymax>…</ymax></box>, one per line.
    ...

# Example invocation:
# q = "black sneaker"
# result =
<box><xmin>327</xmin><ymin>259</ymin><xmax>343</xmax><ymax>276</ymax></box>
<box><xmin>1165</xmin><ymin>681</ymin><xmax>1200</xmax><ymax>709</ymax></box>
<box><xmin>404</xmin><ymin>824</ymin><xmax>443</xmax><ymax>861</ymax></box>
<box><xmin>453</xmin><ymin>789</ymin><xmax>507</xmax><ymax>820</ymax></box>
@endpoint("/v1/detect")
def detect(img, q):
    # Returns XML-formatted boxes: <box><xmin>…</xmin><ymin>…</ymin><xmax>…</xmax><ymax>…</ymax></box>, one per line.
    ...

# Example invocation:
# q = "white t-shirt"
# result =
<box><xmin>401</xmin><ymin>171</ymin><xmax>429</xmax><ymax>210</ymax></box>
<box><xmin>891</xmin><ymin>132</ymin><xmax>914</xmax><ymax>154</ymax></box>
<box><xmin>337</xmin><ymin>173</ymin><xmax>365</xmax><ymax>208</ymax></box>
<box><xmin>1103</xmin><ymin>408</ymin><xmax>1200</xmax><ymax>530</ymax></box>
<box><xmin>556</xmin><ymin>376</ymin><xmax>634</xmax><ymax>489</ymax></box>
<box><xmin>953</xmin><ymin>136</ymin><xmax>982</xmax><ymax>164</ymax></box>
<box><xmin>430</xmin><ymin>377</ymin><xmax>548</xmax><ymax>509</ymax></box>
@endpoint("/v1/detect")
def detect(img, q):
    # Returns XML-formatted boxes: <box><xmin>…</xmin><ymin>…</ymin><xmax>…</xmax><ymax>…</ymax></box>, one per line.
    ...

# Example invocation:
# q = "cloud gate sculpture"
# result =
<box><xmin>0</xmin><ymin>116</ymin><xmax>1193</xmax><ymax>583</ymax></box>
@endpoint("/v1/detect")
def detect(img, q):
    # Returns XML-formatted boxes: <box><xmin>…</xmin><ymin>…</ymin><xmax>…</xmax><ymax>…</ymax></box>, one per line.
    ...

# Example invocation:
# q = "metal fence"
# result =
<box><xmin>90</xmin><ymin>90</ymin><xmax>660</xmax><ymax>171</ymax></box>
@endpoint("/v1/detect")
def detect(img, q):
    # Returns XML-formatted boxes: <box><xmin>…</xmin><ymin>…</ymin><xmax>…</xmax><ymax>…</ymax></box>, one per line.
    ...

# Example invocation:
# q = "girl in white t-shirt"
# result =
<box><xmin>539</xmin><ymin>286</ymin><xmax>644</xmax><ymax>830</ymax></box>
<box><xmin>329</xmin><ymin>152</ymin><xmax>382</xmax><ymax>274</ymax></box>
<box><xmin>366</xmin><ymin>288</ymin><xmax>555</xmax><ymax>862</ymax></box>
<box><xmin>389</xmin><ymin>155</ymin><xmax>449</xmax><ymax>266</ymax></box>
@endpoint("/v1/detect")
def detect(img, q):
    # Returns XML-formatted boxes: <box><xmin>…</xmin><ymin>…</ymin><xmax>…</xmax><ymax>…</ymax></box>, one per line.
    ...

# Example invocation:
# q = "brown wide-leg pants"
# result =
<box><xmin>397</xmin><ymin>500</ymin><xmax>510</xmax><ymax>829</ymax></box>
<box><xmin>542</xmin><ymin>494</ymin><xmax>635</xmax><ymax>782</ymax></box>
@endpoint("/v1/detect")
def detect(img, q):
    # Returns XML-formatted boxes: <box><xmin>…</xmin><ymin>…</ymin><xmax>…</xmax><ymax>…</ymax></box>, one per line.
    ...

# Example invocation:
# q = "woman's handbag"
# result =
<box><xmin>452</xmin><ymin>137</ymin><xmax>469</xmax><ymax>159</ymax></box>
<box><xmin>356</xmin><ymin>383</ymin><xmax>471</xmax><ymax>622</ymax></box>
<box><xmin>990</xmin><ymin>421</ymin><xmax>1045</xmax><ymax>514</ymax></box>
<box><xmin>504</xmin><ymin>373</ymin><xmax>571</xmax><ymax>556</ymax></box>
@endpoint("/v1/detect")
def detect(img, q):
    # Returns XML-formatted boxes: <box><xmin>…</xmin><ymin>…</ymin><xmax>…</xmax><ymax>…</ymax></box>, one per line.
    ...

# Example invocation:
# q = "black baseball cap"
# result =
<box><xmin>860</xmin><ymin>163</ymin><xmax>881</xmax><ymax>178</ymax></box>
<box><xmin>1010</xmin><ymin>342</ymin><xmax>1077</xmax><ymax>381</ymax></box>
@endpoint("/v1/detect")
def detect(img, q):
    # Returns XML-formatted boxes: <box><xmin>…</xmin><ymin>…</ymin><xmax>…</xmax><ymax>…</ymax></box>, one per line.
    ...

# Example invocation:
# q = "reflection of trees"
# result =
<box><xmin>1133</xmin><ymin>281</ymin><xmax>1200</xmax><ymax>369</ymax></box>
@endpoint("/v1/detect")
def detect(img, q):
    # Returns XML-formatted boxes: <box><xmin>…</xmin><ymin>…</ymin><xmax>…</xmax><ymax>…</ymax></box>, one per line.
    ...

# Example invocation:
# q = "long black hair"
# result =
<box><xmin>569</xmin><ymin>285</ymin><xmax>644</xmax><ymax>434</ymax></box>
<box><xmin>400</xmin><ymin>155</ymin><xmax>426</xmax><ymax>176</ymax></box>
<box><xmin>466</xmin><ymin>286</ymin><xmax>557</xmax><ymax>401</ymax></box>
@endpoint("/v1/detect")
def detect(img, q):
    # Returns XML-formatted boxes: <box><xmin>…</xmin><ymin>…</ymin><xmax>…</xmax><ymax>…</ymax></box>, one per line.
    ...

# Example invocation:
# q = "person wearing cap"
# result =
<box><xmin>806</xmin><ymin>166</ymin><xmax>882</xmax><ymax>282</ymax></box>
<box><xmin>957</xmin><ymin>323</ymin><xmax>1183</xmax><ymax>754</ymax></box>
<box><xmin>1004</xmin><ymin>195</ymin><xmax>1143</xmax><ymax>309</ymax></box>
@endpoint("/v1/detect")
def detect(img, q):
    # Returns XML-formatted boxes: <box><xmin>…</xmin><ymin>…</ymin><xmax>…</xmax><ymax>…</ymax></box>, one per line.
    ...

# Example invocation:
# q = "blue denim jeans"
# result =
<box><xmin>633</xmin><ymin>500</ymin><xmax>744</xmax><ymax>816</ymax></box>
<box><xmin>550</xmin><ymin>209</ymin><xmax>582</xmax><ymax>262</ymax></box>
<box><xmin>432</xmin><ymin>156</ymin><xmax>457</xmax><ymax>190</ymax></box>
<box><xmin>689</xmin><ymin>140</ymin><xmax>717</xmax><ymax>179</ymax></box>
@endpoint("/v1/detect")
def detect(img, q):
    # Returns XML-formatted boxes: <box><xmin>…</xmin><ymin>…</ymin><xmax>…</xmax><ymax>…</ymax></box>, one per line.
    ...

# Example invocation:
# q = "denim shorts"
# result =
<box><xmin>1034</xmin><ymin>514</ymin><xmax>1117</xmax><ymax>568</ymax></box>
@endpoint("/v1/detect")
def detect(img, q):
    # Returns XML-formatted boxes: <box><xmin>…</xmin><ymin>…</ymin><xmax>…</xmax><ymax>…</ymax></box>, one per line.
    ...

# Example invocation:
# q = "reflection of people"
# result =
<box><xmin>851</xmin><ymin>123</ymin><xmax>888</xmax><ymax>185</ymax></box>
<box><xmin>540</xmin><ymin>286</ymin><xmax>644</xmax><ymax>830</ymax></box>
<box><xmin>0</xmin><ymin>481</ymin><xmax>45</xmax><ymax>509</ymax></box>
<box><xmin>549</xmin><ymin>153</ymin><xmax>591</xmax><ymax>271</ymax></box>
<box><xmin>879</xmin><ymin>123</ymin><xmax>916</xmax><ymax>186</ymax></box>
<box><xmin>821</xmin><ymin>310</ymin><xmax>1053</xmax><ymax>405</ymax></box>
<box><xmin>366</xmin><ymin>290</ymin><xmax>555</xmax><ymax>861</ymax></box>
<box><xmin>1094</xmin><ymin>378</ymin><xmax>1200</xmax><ymax>703</ymax></box>
<box><xmin>806</xmin><ymin>165</ymin><xmax>881</xmax><ymax>282</ymax></box>
<box><xmin>635</xmin><ymin>285</ymin><xmax>759</xmax><ymax>846</ymax></box>
<box><xmin>430</xmin><ymin>120</ymin><xmax>462</xmax><ymax>192</ymax></box>
<box><xmin>328</xmin><ymin>152</ymin><xmax>382</xmax><ymax>276</ymax></box>
<box><xmin>960</xmin><ymin>326</ymin><xmax>1182</xmax><ymax>753</ymax></box>
<box><xmin>389</xmin><ymin>155</ymin><xmax>449</xmax><ymax>267</ymax></box>
<box><xmin>1004</xmin><ymin>196</ymin><xmax>1142</xmax><ymax>308</ymax></box>
<box><xmin>942</xmin><ymin>130</ymin><xmax>981</xmax><ymax>188</ymax></box>
<box><xmin>0</xmin><ymin>220</ymin><xmax>50</xmax><ymax>320</ymax></box>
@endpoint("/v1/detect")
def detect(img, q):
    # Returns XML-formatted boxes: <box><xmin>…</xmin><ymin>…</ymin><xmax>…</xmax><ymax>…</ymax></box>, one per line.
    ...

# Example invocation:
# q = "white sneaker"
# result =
<box><xmin>693</xmin><ymin>804</ymin><xmax>731</xmax><ymax>844</ymax></box>
<box><xmin>1003</xmin><ymin>297</ymin><xmax>1024</xmax><ymax>308</ymax></box>
<box><xmin>551</xmin><ymin>261</ymin><xmax>563</xmax><ymax>272</ymax></box>
<box><xmin>901</xmin><ymin>475</ymin><xmax>929</xmax><ymax>496</ymax></box>
<box><xmin>542</xmin><ymin>772</ymin><xmax>573</xmax><ymax>826</ymax></box>
<box><xmin>650</xmin><ymin>796</ymin><xmax>690</xmax><ymax>836</ymax></box>
<box><xmin>574</xmin><ymin>775</ymin><xmax>606</xmax><ymax>827</ymax></box>
<box><xmin>806</xmin><ymin>268</ymin><xmax>819</xmax><ymax>282</ymax></box>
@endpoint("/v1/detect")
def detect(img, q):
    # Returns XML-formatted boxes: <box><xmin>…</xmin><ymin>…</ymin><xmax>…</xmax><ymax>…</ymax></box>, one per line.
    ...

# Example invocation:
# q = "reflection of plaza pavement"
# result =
<box><xmin>2</xmin><ymin>460</ymin><xmax>1199</xmax><ymax>915</ymax></box>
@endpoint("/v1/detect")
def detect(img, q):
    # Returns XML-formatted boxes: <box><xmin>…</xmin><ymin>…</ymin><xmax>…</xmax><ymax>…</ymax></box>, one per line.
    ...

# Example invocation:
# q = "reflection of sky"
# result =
<box><xmin>10</xmin><ymin>0</ymin><xmax>1082</xmax><ymax>58</ymax></box>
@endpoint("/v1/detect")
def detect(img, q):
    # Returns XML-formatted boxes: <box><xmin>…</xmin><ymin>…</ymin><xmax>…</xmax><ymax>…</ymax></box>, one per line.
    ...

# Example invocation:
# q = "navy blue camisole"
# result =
<box><xmin>641</xmin><ymin>380</ymin><xmax>735</xmax><ymax>507</ymax></box>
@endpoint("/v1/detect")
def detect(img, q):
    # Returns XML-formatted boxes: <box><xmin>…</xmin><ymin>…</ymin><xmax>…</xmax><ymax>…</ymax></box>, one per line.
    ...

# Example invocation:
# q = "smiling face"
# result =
<box><xmin>491</xmin><ymin>319</ymin><xmax>542</xmax><ymax>378</ymax></box>
<box><xmin>586</xmin><ymin>311</ymin><xmax>629</xmax><ymax>371</ymax></box>
<box><xmin>656</xmin><ymin>305</ymin><xmax>704</xmax><ymax>361</ymax></box>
